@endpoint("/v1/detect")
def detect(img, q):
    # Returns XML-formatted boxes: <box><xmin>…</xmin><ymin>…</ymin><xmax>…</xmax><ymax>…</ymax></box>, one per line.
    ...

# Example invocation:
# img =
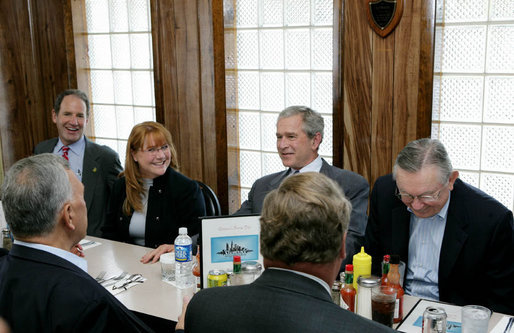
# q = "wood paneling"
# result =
<box><xmin>0</xmin><ymin>0</ymin><xmax>76</xmax><ymax>172</ymax></box>
<box><xmin>151</xmin><ymin>0</ymin><xmax>228</xmax><ymax>213</ymax></box>
<box><xmin>335</xmin><ymin>0</ymin><xmax>436</xmax><ymax>188</ymax></box>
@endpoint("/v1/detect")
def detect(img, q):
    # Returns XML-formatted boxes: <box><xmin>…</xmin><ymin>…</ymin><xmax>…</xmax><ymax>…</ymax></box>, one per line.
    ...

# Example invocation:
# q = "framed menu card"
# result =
<box><xmin>200</xmin><ymin>215</ymin><xmax>263</xmax><ymax>288</ymax></box>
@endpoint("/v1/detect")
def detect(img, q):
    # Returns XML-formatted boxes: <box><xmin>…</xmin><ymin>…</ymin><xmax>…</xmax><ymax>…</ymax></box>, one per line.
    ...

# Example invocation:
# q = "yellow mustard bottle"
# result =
<box><xmin>352</xmin><ymin>246</ymin><xmax>371</xmax><ymax>290</ymax></box>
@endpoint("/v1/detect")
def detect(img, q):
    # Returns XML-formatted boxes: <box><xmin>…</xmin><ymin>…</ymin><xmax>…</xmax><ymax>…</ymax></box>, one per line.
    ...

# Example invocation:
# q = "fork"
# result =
<box><xmin>101</xmin><ymin>271</ymin><xmax>128</xmax><ymax>287</ymax></box>
<box><xmin>112</xmin><ymin>274</ymin><xmax>143</xmax><ymax>290</ymax></box>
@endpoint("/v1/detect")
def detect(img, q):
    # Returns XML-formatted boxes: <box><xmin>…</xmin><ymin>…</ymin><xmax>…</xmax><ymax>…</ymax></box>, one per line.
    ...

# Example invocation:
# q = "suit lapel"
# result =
<box><xmin>319</xmin><ymin>158</ymin><xmax>332</xmax><ymax>177</ymax></box>
<box><xmin>269</xmin><ymin>169</ymin><xmax>289</xmax><ymax>189</ymax></box>
<box><xmin>82</xmin><ymin>138</ymin><xmax>100</xmax><ymax>210</ymax></box>
<box><xmin>391</xmin><ymin>205</ymin><xmax>411</xmax><ymax>260</ymax></box>
<box><xmin>438</xmin><ymin>199</ymin><xmax>468</xmax><ymax>283</ymax></box>
<box><xmin>41</xmin><ymin>138</ymin><xmax>59</xmax><ymax>153</ymax></box>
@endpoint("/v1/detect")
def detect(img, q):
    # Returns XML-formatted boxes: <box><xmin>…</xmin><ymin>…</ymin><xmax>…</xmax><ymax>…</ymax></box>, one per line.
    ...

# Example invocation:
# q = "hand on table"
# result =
<box><xmin>175</xmin><ymin>296</ymin><xmax>191</xmax><ymax>331</ymax></box>
<box><xmin>71</xmin><ymin>243</ymin><xmax>85</xmax><ymax>257</ymax></box>
<box><xmin>140</xmin><ymin>244</ymin><xmax>174</xmax><ymax>264</ymax></box>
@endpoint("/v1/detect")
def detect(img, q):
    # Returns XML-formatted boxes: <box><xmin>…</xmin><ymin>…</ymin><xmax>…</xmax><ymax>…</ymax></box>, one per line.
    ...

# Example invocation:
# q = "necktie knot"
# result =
<box><xmin>62</xmin><ymin>146</ymin><xmax>70</xmax><ymax>161</ymax></box>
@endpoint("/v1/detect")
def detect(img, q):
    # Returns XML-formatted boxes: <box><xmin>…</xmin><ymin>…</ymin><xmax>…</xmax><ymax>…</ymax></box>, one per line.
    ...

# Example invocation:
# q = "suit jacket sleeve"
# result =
<box><xmin>102</xmin><ymin>148</ymin><xmax>123</xmax><ymax>190</ymax></box>
<box><xmin>233</xmin><ymin>181</ymin><xmax>258</xmax><ymax>215</ymax></box>
<box><xmin>102</xmin><ymin>178</ymin><xmax>126</xmax><ymax>241</ymax></box>
<box><xmin>364</xmin><ymin>175</ymin><xmax>389</xmax><ymax>275</ymax></box>
<box><xmin>337</xmin><ymin>170</ymin><xmax>370</xmax><ymax>265</ymax></box>
<box><xmin>478</xmin><ymin>209</ymin><xmax>514</xmax><ymax>314</ymax></box>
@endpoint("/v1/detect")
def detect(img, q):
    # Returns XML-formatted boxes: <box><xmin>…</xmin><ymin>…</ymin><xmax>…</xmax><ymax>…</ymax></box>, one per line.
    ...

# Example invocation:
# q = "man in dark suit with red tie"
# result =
<box><xmin>34</xmin><ymin>89</ymin><xmax>122</xmax><ymax>237</ymax></box>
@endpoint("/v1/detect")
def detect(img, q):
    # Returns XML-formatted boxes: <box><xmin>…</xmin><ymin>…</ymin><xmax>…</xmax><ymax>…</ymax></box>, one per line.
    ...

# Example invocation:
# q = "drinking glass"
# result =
<box><xmin>461</xmin><ymin>305</ymin><xmax>491</xmax><ymax>333</ymax></box>
<box><xmin>371</xmin><ymin>286</ymin><xmax>396</xmax><ymax>327</ymax></box>
<box><xmin>160</xmin><ymin>252</ymin><xmax>175</xmax><ymax>282</ymax></box>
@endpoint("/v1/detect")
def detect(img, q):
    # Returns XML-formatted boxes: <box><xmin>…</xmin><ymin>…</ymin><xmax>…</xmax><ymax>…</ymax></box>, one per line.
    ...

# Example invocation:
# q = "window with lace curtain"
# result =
<box><xmin>224</xmin><ymin>0</ymin><xmax>334</xmax><ymax>210</ymax></box>
<box><xmin>431</xmin><ymin>0</ymin><xmax>514</xmax><ymax>211</ymax></box>
<box><xmin>83</xmin><ymin>0</ymin><xmax>156</xmax><ymax>165</ymax></box>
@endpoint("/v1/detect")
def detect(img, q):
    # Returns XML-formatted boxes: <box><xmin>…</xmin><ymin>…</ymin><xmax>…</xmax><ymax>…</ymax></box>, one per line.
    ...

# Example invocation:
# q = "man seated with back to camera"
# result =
<box><xmin>0</xmin><ymin>154</ymin><xmax>153</xmax><ymax>332</ymax></box>
<box><xmin>364</xmin><ymin>138</ymin><xmax>514</xmax><ymax>315</ymax></box>
<box><xmin>176</xmin><ymin>172</ymin><xmax>394</xmax><ymax>332</ymax></box>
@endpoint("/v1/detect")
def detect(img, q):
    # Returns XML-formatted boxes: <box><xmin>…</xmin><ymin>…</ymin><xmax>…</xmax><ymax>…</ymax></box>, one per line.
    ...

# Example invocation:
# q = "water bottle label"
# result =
<box><xmin>175</xmin><ymin>244</ymin><xmax>192</xmax><ymax>262</ymax></box>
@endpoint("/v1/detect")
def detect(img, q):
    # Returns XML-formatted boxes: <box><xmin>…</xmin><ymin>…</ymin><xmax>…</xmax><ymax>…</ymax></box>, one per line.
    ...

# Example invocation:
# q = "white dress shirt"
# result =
<box><xmin>14</xmin><ymin>239</ymin><xmax>88</xmax><ymax>272</ymax></box>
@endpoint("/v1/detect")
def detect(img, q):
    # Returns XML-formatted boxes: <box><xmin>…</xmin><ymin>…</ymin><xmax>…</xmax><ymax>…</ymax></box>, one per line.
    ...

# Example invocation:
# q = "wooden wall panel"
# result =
<box><xmin>371</xmin><ymin>35</ymin><xmax>394</xmax><ymax>184</ymax></box>
<box><xmin>151</xmin><ymin>0</ymin><xmax>228</xmax><ymax>213</ymax></box>
<box><xmin>417</xmin><ymin>0</ymin><xmax>437</xmax><ymax>139</ymax></box>
<box><xmin>335</xmin><ymin>0</ymin><xmax>436</xmax><ymax>188</ymax></box>
<box><xmin>340</xmin><ymin>0</ymin><xmax>373</xmax><ymax>176</ymax></box>
<box><xmin>0</xmin><ymin>0</ymin><xmax>76</xmax><ymax>173</ymax></box>
<box><xmin>392</xmin><ymin>0</ymin><xmax>422</xmax><ymax>160</ymax></box>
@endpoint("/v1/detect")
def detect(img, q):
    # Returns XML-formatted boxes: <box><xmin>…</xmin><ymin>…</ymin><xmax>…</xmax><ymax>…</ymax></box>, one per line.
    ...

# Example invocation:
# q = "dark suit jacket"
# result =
<box><xmin>0</xmin><ymin>244</ymin><xmax>153</xmax><ymax>332</ymax></box>
<box><xmin>185</xmin><ymin>269</ymin><xmax>394</xmax><ymax>332</ymax></box>
<box><xmin>235</xmin><ymin>159</ymin><xmax>369</xmax><ymax>265</ymax></box>
<box><xmin>365</xmin><ymin>175</ymin><xmax>514</xmax><ymax>315</ymax></box>
<box><xmin>34</xmin><ymin>137</ymin><xmax>122</xmax><ymax>237</ymax></box>
<box><xmin>102</xmin><ymin>167</ymin><xmax>206</xmax><ymax>248</ymax></box>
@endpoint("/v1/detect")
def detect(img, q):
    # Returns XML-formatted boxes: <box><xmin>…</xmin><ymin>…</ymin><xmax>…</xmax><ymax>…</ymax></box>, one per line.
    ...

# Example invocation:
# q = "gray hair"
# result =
<box><xmin>393</xmin><ymin>138</ymin><xmax>453</xmax><ymax>184</ymax></box>
<box><xmin>54</xmin><ymin>89</ymin><xmax>90</xmax><ymax>118</ymax></box>
<box><xmin>278</xmin><ymin>106</ymin><xmax>324</xmax><ymax>140</ymax></box>
<box><xmin>260</xmin><ymin>172</ymin><xmax>351</xmax><ymax>265</ymax></box>
<box><xmin>0</xmin><ymin>154</ymin><xmax>73</xmax><ymax>238</ymax></box>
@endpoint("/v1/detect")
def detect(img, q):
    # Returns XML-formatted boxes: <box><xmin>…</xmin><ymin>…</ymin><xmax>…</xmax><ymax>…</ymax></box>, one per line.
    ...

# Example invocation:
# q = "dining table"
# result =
<box><xmin>83</xmin><ymin>236</ymin><xmax>194</xmax><ymax>327</ymax></box>
<box><xmin>83</xmin><ymin>236</ymin><xmax>512</xmax><ymax>332</ymax></box>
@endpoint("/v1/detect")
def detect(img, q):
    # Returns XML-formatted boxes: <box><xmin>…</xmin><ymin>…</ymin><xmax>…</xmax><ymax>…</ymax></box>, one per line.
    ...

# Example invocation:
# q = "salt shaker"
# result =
<box><xmin>356</xmin><ymin>275</ymin><xmax>380</xmax><ymax>320</ymax></box>
<box><xmin>240</xmin><ymin>261</ymin><xmax>262</xmax><ymax>284</ymax></box>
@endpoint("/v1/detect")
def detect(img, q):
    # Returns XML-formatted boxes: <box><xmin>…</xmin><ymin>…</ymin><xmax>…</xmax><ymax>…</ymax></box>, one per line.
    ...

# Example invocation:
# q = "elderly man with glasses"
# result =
<box><xmin>364</xmin><ymin>138</ymin><xmax>514</xmax><ymax>315</ymax></box>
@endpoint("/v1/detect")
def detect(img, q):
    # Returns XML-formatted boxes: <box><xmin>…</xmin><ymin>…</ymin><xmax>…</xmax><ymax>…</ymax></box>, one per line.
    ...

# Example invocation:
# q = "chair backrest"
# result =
<box><xmin>195</xmin><ymin>180</ymin><xmax>221</xmax><ymax>216</ymax></box>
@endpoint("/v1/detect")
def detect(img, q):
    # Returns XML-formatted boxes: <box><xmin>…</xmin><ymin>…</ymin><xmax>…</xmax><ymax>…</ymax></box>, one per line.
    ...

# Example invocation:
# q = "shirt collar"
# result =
<box><xmin>291</xmin><ymin>155</ymin><xmax>322</xmax><ymax>174</ymax></box>
<box><xmin>268</xmin><ymin>267</ymin><xmax>331</xmax><ymax>296</ymax></box>
<box><xmin>14</xmin><ymin>239</ymin><xmax>88</xmax><ymax>272</ymax></box>
<box><xmin>56</xmin><ymin>135</ymin><xmax>86</xmax><ymax>156</ymax></box>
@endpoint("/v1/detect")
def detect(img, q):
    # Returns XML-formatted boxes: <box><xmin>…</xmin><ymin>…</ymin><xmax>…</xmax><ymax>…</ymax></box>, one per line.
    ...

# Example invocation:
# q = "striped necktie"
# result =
<box><xmin>62</xmin><ymin>146</ymin><xmax>70</xmax><ymax>161</ymax></box>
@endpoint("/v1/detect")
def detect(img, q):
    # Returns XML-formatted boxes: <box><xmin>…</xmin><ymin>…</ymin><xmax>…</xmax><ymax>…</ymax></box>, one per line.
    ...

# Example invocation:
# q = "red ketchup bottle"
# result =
<box><xmin>340</xmin><ymin>264</ymin><xmax>356</xmax><ymax>312</ymax></box>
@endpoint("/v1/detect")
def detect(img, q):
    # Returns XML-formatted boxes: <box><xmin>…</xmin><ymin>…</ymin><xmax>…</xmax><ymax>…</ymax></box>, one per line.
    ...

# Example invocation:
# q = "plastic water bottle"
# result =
<box><xmin>174</xmin><ymin>227</ymin><xmax>193</xmax><ymax>288</ymax></box>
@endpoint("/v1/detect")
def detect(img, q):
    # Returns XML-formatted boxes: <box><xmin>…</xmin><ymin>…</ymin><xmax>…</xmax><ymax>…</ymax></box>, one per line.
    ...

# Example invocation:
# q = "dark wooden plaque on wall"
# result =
<box><xmin>365</xmin><ymin>0</ymin><xmax>404</xmax><ymax>38</ymax></box>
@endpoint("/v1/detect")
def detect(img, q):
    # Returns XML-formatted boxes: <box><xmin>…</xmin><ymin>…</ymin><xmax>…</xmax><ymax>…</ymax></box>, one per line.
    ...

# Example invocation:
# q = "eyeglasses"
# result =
<box><xmin>141</xmin><ymin>144</ymin><xmax>169</xmax><ymax>156</ymax></box>
<box><xmin>395</xmin><ymin>186</ymin><xmax>445</xmax><ymax>203</ymax></box>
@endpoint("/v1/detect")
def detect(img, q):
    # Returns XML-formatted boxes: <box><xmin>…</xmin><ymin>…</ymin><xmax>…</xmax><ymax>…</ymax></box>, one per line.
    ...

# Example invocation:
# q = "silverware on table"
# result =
<box><xmin>112</xmin><ymin>274</ymin><xmax>144</xmax><ymax>290</ymax></box>
<box><xmin>101</xmin><ymin>271</ymin><xmax>128</xmax><ymax>287</ymax></box>
<box><xmin>95</xmin><ymin>271</ymin><xmax>107</xmax><ymax>283</ymax></box>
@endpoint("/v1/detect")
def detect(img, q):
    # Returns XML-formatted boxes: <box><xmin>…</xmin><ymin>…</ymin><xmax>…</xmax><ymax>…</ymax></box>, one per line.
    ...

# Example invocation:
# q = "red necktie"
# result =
<box><xmin>62</xmin><ymin>146</ymin><xmax>70</xmax><ymax>161</ymax></box>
